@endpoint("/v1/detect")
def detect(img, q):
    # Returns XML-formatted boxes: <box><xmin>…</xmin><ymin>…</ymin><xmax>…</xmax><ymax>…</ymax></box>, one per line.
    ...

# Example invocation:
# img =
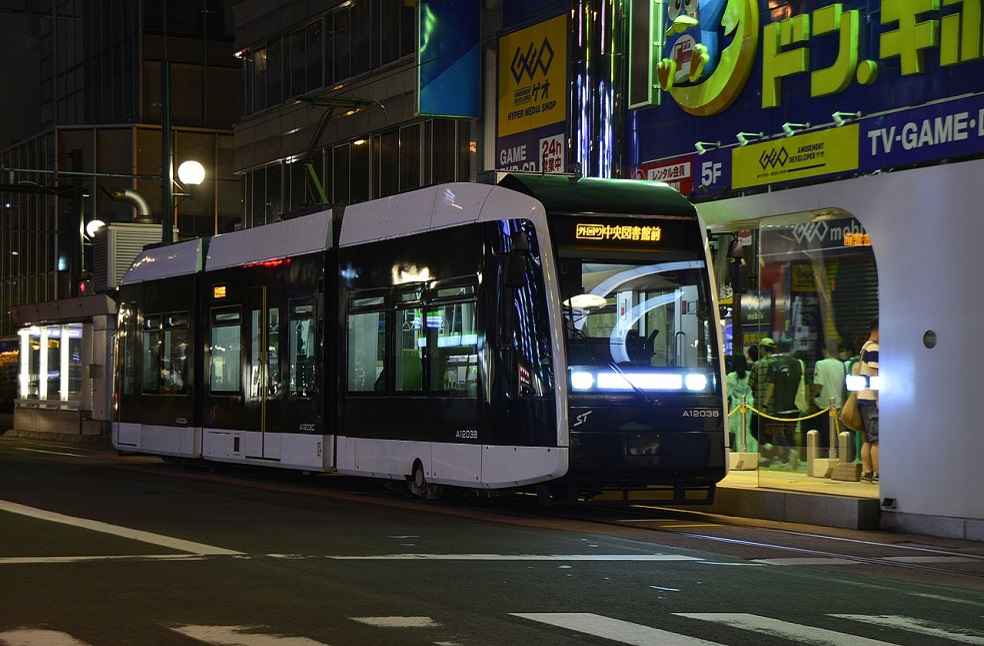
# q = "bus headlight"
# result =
<box><xmin>685</xmin><ymin>373</ymin><xmax>708</xmax><ymax>392</ymax></box>
<box><xmin>571</xmin><ymin>371</ymin><xmax>595</xmax><ymax>391</ymax></box>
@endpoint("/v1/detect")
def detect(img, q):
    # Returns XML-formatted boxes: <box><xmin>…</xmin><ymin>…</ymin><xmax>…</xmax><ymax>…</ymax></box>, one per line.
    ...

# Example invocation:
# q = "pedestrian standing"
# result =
<box><xmin>858</xmin><ymin>319</ymin><xmax>880</xmax><ymax>481</ymax></box>
<box><xmin>813</xmin><ymin>346</ymin><xmax>847</xmax><ymax>452</ymax></box>
<box><xmin>727</xmin><ymin>355</ymin><xmax>755</xmax><ymax>452</ymax></box>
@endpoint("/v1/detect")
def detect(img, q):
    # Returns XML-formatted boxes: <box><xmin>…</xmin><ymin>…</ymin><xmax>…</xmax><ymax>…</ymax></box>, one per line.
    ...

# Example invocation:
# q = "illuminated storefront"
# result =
<box><xmin>626</xmin><ymin>0</ymin><xmax>984</xmax><ymax>536</ymax></box>
<box><xmin>11</xmin><ymin>295</ymin><xmax>116</xmax><ymax>438</ymax></box>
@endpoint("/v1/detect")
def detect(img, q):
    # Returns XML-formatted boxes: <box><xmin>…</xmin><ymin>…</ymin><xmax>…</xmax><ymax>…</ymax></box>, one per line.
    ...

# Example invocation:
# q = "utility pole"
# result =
<box><xmin>161</xmin><ymin>0</ymin><xmax>174</xmax><ymax>244</ymax></box>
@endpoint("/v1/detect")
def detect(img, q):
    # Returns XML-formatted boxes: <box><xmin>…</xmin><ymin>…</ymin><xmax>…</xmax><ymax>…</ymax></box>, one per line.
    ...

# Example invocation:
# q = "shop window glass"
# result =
<box><xmin>395</xmin><ymin>308</ymin><xmax>424</xmax><ymax>391</ymax></box>
<box><xmin>27</xmin><ymin>330</ymin><xmax>40</xmax><ymax>399</ymax></box>
<box><xmin>351</xmin><ymin>140</ymin><xmax>370</xmax><ymax>204</ymax></box>
<box><xmin>46</xmin><ymin>327</ymin><xmax>61</xmax><ymax>400</ymax></box>
<box><xmin>142</xmin><ymin>315</ymin><xmax>162</xmax><ymax>393</ymax></box>
<box><xmin>347</xmin><ymin>309</ymin><xmax>386</xmax><ymax>392</ymax></box>
<box><xmin>427</xmin><ymin>301</ymin><xmax>478</xmax><ymax>396</ymax></box>
<box><xmin>67</xmin><ymin>326</ymin><xmax>82</xmax><ymax>400</ymax></box>
<box><xmin>457</xmin><ymin>120</ymin><xmax>470</xmax><ymax>181</ymax></box>
<box><xmin>252</xmin><ymin>47</ymin><xmax>267</xmax><ymax>111</ymax></box>
<box><xmin>289</xmin><ymin>301</ymin><xmax>317</xmax><ymax>398</ymax></box>
<box><xmin>400</xmin><ymin>124</ymin><xmax>421</xmax><ymax>192</ymax></box>
<box><xmin>333</xmin><ymin>8</ymin><xmax>351</xmax><ymax>80</ymax></box>
<box><xmin>210</xmin><ymin>308</ymin><xmax>241</xmax><ymax>393</ymax></box>
<box><xmin>161</xmin><ymin>313</ymin><xmax>190</xmax><ymax>395</ymax></box>
<box><xmin>307</xmin><ymin>21</ymin><xmax>323</xmax><ymax>91</ymax></box>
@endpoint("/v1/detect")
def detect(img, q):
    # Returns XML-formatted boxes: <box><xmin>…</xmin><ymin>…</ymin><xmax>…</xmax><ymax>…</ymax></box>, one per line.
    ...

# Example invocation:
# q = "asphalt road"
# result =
<box><xmin>2</xmin><ymin>437</ymin><xmax>984</xmax><ymax>646</ymax></box>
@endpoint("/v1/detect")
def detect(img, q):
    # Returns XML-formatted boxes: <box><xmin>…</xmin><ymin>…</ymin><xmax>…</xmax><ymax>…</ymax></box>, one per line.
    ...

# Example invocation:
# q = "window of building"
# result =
<box><xmin>251</xmin><ymin>167</ymin><xmax>266</xmax><ymax>226</ymax></box>
<box><xmin>347</xmin><ymin>300</ymin><xmax>386</xmax><ymax>392</ymax></box>
<box><xmin>67</xmin><ymin>326</ymin><xmax>82</xmax><ymax>400</ymax></box>
<box><xmin>377</xmin><ymin>130</ymin><xmax>398</xmax><ymax>198</ymax></box>
<box><xmin>352</xmin><ymin>0</ymin><xmax>371</xmax><ymax>76</ymax></box>
<box><xmin>332</xmin><ymin>7</ymin><xmax>351</xmax><ymax>81</ymax></box>
<box><xmin>266</xmin><ymin>162</ymin><xmax>283</xmax><ymax>222</ymax></box>
<box><xmin>333</xmin><ymin>144</ymin><xmax>350</xmax><ymax>205</ymax></box>
<box><xmin>45</xmin><ymin>327</ymin><xmax>61</xmax><ymax>401</ymax></box>
<box><xmin>161</xmin><ymin>312</ymin><xmax>190</xmax><ymax>395</ymax></box>
<box><xmin>351</xmin><ymin>139</ymin><xmax>370</xmax><ymax>204</ymax></box>
<box><xmin>252</xmin><ymin>47</ymin><xmax>267</xmax><ymax>111</ymax></box>
<box><xmin>289</xmin><ymin>300</ymin><xmax>317</xmax><ymax>398</ymax></box>
<box><xmin>395</xmin><ymin>307</ymin><xmax>424</xmax><ymax>392</ymax></box>
<box><xmin>268</xmin><ymin>38</ymin><xmax>283</xmax><ymax>106</ymax></box>
<box><xmin>400</xmin><ymin>124</ymin><xmax>421</xmax><ymax>192</ymax></box>
<box><xmin>307</xmin><ymin>21</ymin><xmax>324</xmax><ymax>92</ymax></box>
<box><xmin>433</xmin><ymin>119</ymin><xmax>455</xmax><ymax>184</ymax></box>
<box><xmin>289</xmin><ymin>29</ymin><xmax>306</xmax><ymax>97</ymax></box>
<box><xmin>379</xmin><ymin>0</ymin><xmax>401</xmax><ymax>65</ymax></box>
<box><xmin>210</xmin><ymin>307</ymin><xmax>241</xmax><ymax>393</ymax></box>
<box><xmin>427</xmin><ymin>300</ymin><xmax>478</xmax><ymax>396</ymax></box>
<box><xmin>401</xmin><ymin>0</ymin><xmax>417</xmax><ymax>58</ymax></box>
<box><xmin>142</xmin><ymin>315</ymin><xmax>162</xmax><ymax>393</ymax></box>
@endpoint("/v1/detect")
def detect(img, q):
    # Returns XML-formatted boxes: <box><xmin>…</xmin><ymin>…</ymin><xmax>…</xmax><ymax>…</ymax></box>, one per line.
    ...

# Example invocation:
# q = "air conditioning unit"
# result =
<box><xmin>92</xmin><ymin>223</ymin><xmax>177</xmax><ymax>292</ymax></box>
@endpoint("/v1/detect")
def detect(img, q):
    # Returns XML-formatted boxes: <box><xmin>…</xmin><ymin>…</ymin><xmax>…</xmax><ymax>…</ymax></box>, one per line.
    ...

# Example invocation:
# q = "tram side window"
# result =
<box><xmin>210</xmin><ymin>308</ymin><xmax>242</xmax><ymax>393</ymax></box>
<box><xmin>142</xmin><ymin>316</ymin><xmax>162</xmax><ymax>393</ymax></box>
<box><xmin>249</xmin><ymin>307</ymin><xmax>281</xmax><ymax>401</ymax></box>
<box><xmin>289</xmin><ymin>300</ymin><xmax>317</xmax><ymax>398</ymax></box>
<box><xmin>395</xmin><ymin>307</ymin><xmax>425</xmax><ymax>392</ymax></box>
<box><xmin>121</xmin><ymin>306</ymin><xmax>138</xmax><ymax>396</ymax></box>
<box><xmin>161</xmin><ymin>313</ymin><xmax>190</xmax><ymax>394</ymax></box>
<box><xmin>347</xmin><ymin>297</ymin><xmax>386</xmax><ymax>392</ymax></box>
<box><xmin>427</xmin><ymin>300</ymin><xmax>478</xmax><ymax>396</ymax></box>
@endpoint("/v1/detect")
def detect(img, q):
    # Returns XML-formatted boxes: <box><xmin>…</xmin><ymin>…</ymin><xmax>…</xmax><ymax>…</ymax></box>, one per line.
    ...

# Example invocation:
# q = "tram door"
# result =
<box><xmin>247</xmin><ymin>286</ymin><xmax>282</xmax><ymax>461</ymax></box>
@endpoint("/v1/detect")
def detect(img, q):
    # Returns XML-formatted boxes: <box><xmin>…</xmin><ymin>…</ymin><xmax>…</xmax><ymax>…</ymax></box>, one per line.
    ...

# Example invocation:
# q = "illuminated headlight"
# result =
<box><xmin>597</xmin><ymin>372</ymin><xmax>683</xmax><ymax>391</ymax></box>
<box><xmin>570</xmin><ymin>371</ymin><xmax>595</xmax><ymax>391</ymax></box>
<box><xmin>685</xmin><ymin>373</ymin><xmax>708</xmax><ymax>392</ymax></box>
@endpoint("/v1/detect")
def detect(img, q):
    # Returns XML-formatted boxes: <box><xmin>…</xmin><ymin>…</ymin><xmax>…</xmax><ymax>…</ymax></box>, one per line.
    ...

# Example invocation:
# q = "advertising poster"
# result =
<box><xmin>496</xmin><ymin>14</ymin><xmax>568</xmax><ymax>172</ymax></box>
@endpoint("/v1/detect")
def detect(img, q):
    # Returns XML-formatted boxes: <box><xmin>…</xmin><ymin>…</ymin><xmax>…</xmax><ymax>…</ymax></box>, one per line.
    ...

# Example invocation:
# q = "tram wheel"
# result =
<box><xmin>409</xmin><ymin>460</ymin><xmax>428</xmax><ymax>498</ymax></box>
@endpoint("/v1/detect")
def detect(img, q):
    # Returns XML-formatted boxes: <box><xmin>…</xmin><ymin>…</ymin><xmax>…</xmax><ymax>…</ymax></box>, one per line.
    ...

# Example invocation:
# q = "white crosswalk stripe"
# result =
<box><xmin>169</xmin><ymin>625</ymin><xmax>328</xmax><ymax>645</ymax></box>
<box><xmin>676</xmin><ymin>613</ymin><xmax>899</xmax><ymax>645</ymax></box>
<box><xmin>832</xmin><ymin>614</ymin><xmax>984</xmax><ymax>644</ymax></box>
<box><xmin>350</xmin><ymin>616</ymin><xmax>440</xmax><ymax>628</ymax></box>
<box><xmin>511</xmin><ymin>613</ymin><xmax>724</xmax><ymax>645</ymax></box>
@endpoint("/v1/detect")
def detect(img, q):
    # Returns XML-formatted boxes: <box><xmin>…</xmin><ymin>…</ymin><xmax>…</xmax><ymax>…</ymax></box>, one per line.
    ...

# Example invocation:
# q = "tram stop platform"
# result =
<box><xmin>701</xmin><ymin>468</ymin><xmax>881</xmax><ymax>531</ymax></box>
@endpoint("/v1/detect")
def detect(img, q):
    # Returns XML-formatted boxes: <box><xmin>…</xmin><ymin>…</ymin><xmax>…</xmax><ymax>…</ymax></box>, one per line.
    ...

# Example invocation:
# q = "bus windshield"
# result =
<box><xmin>557</xmin><ymin>257</ymin><xmax>717</xmax><ymax>371</ymax></box>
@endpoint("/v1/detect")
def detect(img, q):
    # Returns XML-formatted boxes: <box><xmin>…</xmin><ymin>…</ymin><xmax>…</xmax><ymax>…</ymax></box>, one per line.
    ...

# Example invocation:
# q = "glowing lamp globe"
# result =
<box><xmin>177</xmin><ymin>160</ymin><xmax>206</xmax><ymax>186</ymax></box>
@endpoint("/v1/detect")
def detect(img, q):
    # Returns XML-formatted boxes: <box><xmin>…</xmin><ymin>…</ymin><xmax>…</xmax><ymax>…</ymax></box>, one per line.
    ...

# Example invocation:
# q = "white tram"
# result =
<box><xmin>113</xmin><ymin>175</ymin><xmax>726</xmax><ymax>501</ymax></box>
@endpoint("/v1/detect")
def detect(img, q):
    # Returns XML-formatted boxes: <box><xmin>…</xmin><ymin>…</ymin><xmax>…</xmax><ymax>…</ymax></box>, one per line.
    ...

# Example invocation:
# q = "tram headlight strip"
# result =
<box><xmin>569</xmin><ymin>370</ymin><xmax>709</xmax><ymax>392</ymax></box>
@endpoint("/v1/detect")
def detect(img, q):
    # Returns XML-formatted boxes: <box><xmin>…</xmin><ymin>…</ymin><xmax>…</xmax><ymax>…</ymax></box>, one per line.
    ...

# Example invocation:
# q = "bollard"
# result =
<box><xmin>830</xmin><ymin>431</ymin><xmax>862</xmax><ymax>481</ymax></box>
<box><xmin>839</xmin><ymin>430</ymin><xmax>854</xmax><ymax>464</ymax></box>
<box><xmin>828</xmin><ymin>400</ymin><xmax>839</xmax><ymax>461</ymax></box>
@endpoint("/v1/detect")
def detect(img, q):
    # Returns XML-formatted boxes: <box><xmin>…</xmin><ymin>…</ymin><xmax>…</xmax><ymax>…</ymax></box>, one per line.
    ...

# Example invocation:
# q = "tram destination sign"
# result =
<box><xmin>555</xmin><ymin>218</ymin><xmax>700</xmax><ymax>255</ymax></box>
<box><xmin>575</xmin><ymin>223</ymin><xmax>663</xmax><ymax>243</ymax></box>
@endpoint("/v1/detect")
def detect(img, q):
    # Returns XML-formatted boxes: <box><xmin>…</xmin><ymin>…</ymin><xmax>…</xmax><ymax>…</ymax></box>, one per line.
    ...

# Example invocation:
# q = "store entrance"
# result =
<box><xmin>710</xmin><ymin>210</ymin><xmax>879</xmax><ymax>499</ymax></box>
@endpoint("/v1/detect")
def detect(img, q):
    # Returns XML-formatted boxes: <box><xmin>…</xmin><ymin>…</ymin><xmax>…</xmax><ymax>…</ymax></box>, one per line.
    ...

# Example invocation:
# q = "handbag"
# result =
<box><xmin>839</xmin><ymin>361</ymin><xmax>863</xmax><ymax>431</ymax></box>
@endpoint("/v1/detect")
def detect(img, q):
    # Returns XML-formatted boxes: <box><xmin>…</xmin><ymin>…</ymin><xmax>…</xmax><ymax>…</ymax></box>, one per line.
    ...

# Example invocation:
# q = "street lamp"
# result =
<box><xmin>85</xmin><ymin>219</ymin><xmax>106</xmax><ymax>239</ymax></box>
<box><xmin>177</xmin><ymin>160</ymin><xmax>206</xmax><ymax>186</ymax></box>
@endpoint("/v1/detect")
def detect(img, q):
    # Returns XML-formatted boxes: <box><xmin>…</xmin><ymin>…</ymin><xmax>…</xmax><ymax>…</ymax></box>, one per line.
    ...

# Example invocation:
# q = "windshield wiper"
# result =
<box><xmin>605</xmin><ymin>359</ymin><xmax>659</xmax><ymax>407</ymax></box>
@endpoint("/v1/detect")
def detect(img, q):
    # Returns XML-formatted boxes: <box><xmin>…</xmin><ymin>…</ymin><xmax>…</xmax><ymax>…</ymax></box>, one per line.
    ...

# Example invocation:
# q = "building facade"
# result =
<box><xmin>232</xmin><ymin>0</ymin><xmax>478</xmax><ymax>227</ymax></box>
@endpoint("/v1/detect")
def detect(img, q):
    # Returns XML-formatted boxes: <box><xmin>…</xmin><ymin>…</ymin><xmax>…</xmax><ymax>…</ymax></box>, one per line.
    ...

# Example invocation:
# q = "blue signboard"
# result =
<box><xmin>632</xmin><ymin>0</ymin><xmax>984</xmax><ymax>175</ymax></box>
<box><xmin>417</xmin><ymin>0</ymin><xmax>481</xmax><ymax>118</ymax></box>
<box><xmin>861</xmin><ymin>93</ymin><xmax>984</xmax><ymax>172</ymax></box>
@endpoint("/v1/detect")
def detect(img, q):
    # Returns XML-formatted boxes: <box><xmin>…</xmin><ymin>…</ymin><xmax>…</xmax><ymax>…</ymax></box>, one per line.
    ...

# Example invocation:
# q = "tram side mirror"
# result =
<box><xmin>504</xmin><ymin>231</ymin><xmax>531</xmax><ymax>289</ymax></box>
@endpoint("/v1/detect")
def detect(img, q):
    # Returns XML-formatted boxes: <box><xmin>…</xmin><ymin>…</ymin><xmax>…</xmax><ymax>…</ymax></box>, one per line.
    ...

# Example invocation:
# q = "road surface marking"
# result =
<box><xmin>909</xmin><ymin>593</ymin><xmax>984</xmax><ymax>608</ymax></box>
<box><xmin>16</xmin><ymin>447</ymin><xmax>88</xmax><ymax>458</ymax></box>
<box><xmin>751</xmin><ymin>557</ymin><xmax>856</xmax><ymax>566</ymax></box>
<box><xmin>832</xmin><ymin>614</ymin><xmax>984</xmax><ymax>644</ymax></box>
<box><xmin>650</xmin><ymin>586</ymin><xmax>680</xmax><ymax>591</ymax></box>
<box><xmin>511</xmin><ymin>613</ymin><xmax>723</xmax><ymax>645</ymax></box>
<box><xmin>350</xmin><ymin>617</ymin><xmax>440</xmax><ymax>628</ymax></box>
<box><xmin>659</xmin><ymin>524</ymin><xmax>721</xmax><ymax>529</ymax></box>
<box><xmin>880</xmin><ymin>555</ymin><xmax>981</xmax><ymax>564</ymax></box>
<box><xmin>170</xmin><ymin>625</ymin><xmax>327</xmax><ymax>645</ymax></box>
<box><xmin>0</xmin><ymin>629</ymin><xmax>93</xmax><ymax>645</ymax></box>
<box><xmin>676</xmin><ymin>613</ymin><xmax>899</xmax><ymax>645</ymax></box>
<box><xmin>0</xmin><ymin>499</ymin><xmax>243</xmax><ymax>556</ymax></box>
<box><xmin>697</xmin><ymin>562</ymin><xmax>767</xmax><ymax>566</ymax></box>
<box><xmin>0</xmin><ymin>554</ymin><xmax>206</xmax><ymax>566</ymax></box>
<box><xmin>327</xmin><ymin>553</ymin><xmax>702</xmax><ymax>561</ymax></box>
